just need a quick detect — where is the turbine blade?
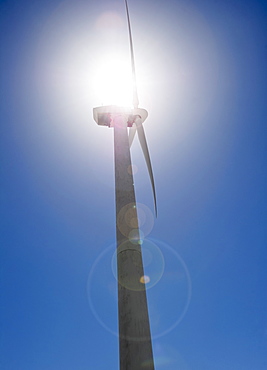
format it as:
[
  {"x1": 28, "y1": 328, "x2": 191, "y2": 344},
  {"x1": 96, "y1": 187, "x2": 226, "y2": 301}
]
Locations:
[
  {"x1": 128, "y1": 124, "x2": 137, "y2": 147},
  {"x1": 125, "y1": 0, "x2": 139, "y2": 108},
  {"x1": 136, "y1": 124, "x2": 157, "y2": 217}
]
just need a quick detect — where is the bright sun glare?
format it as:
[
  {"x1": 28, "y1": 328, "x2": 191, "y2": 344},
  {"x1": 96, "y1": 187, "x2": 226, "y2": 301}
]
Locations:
[{"x1": 92, "y1": 53, "x2": 133, "y2": 107}]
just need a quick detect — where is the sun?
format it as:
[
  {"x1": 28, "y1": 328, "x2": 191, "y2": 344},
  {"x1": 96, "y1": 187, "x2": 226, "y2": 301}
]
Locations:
[{"x1": 92, "y1": 53, "x2": 133, "y2": 107}]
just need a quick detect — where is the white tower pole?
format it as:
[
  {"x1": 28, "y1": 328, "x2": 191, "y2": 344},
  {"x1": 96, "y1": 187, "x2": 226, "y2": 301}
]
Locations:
[{"x1": 113, "y1": 113, "x2": 154, "y2": 370}]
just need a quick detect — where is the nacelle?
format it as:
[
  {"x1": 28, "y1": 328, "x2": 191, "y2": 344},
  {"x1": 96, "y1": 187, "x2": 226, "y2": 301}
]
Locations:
[{"x1": 93, "y1": 105, "x2": 148, "y2": 128}]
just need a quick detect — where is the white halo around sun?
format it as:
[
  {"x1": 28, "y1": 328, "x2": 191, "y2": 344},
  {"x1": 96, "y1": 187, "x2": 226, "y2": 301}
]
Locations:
[{"x1": 92, "y1": 53, "x2": 133, "y2": 107}]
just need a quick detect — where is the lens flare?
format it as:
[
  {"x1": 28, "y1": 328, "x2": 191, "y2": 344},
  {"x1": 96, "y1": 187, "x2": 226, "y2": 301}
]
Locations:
[
  {"x1": 111, "y1": 239, "x2": 165, "y2": 291},
  {"x1": 87, "y1": 244, "x2": 118, "y2": 337},
  {"x1": 140, "y1": 275, "x2": 150, "y2": 284},
  {"x1": 117, "y1": 202, "x2": 154, "y2": 239},
  {"x1": 127, "y1": 164, "x2": 138, "y2": 175},
  {"x1": 152, "y1": 343, "x2": 190, "y2": 369},
  {"x1": 95, "y1": 11, "x2": 123, "y2": 32},
  {"x1": 128, "y1": 228, "x2": 145, "y2": 244},
  {"x1": 145, "y1": 239, "x2": 192, "y2": 338},
  {"x1": 87, "y1": 239, "x2": 191, "y2": 340}
]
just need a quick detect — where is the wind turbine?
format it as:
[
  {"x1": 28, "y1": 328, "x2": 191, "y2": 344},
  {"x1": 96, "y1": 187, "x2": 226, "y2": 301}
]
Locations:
[{"x1": 93, "y1": 1, "x2": 156, "y2": 369}]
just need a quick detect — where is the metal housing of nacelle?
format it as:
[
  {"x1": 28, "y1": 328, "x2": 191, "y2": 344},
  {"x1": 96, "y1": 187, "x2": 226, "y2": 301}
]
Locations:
[{"x1": 93, "y1": 105, "x2": 148, "y2": 128}]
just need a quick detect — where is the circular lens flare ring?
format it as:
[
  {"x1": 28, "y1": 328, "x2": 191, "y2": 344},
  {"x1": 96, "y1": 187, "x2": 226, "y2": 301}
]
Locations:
[
  {"x1": 87, "y1": 239, "x2": 191, "y2": 340},
  {"x1": 117, "y1": 202, "x2": 154, "y2": 240},
  {"x1": 112, "y1": 239, "x2": 165, "y2": 291}
]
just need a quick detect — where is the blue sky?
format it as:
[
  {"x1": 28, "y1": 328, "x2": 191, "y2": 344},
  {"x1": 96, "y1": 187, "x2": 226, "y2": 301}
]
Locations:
[{"x1": 1, "y1": 0, "x2": 267, "y2": 369}]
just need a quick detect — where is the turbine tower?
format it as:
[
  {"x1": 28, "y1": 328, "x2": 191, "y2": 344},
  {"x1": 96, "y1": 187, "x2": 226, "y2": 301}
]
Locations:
[{"x1": 93, "y1": 1, "x2": 156, "y2": 369}]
